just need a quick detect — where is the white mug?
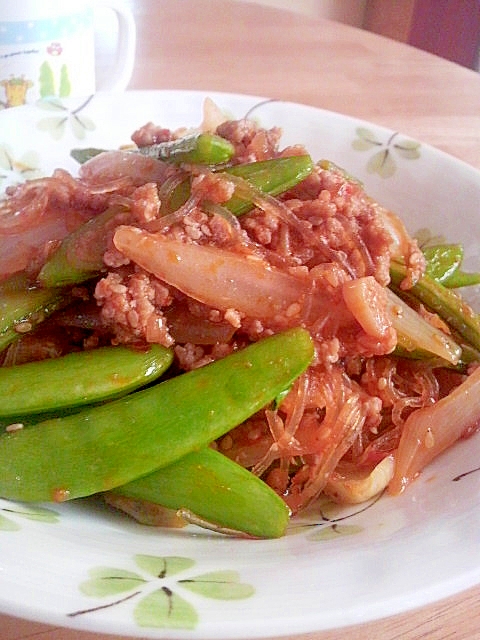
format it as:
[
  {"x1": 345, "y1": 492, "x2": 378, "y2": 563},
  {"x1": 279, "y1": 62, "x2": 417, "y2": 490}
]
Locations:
[{"x1": 0, "y1": 0, "x2": 136, "y2": 108}]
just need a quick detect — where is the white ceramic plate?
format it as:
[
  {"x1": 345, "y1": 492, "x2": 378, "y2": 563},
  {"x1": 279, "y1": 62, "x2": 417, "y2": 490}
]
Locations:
[{"x1": 1, "y1": 90, "x2": 480, "y2": 639}]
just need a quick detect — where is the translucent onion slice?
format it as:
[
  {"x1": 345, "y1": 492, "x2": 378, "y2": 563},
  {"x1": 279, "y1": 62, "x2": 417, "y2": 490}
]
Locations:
[
  {"x1": 324, "y1": 455, "x2": 394, "y2": 504},
  {"x1": 79, "y1": 150, "x2": 170, "y2": 187},
  {"x1": 113, "y1": 225, "x2": 313, "y2": 321},
  {"x1": 389, "y1": 364, "x2": 480, "y2": 495},
  {"x1": 0, "y1": 187, "x2": 48, "y2": 234},
  {"x1": 387, "y1": 288, "x2": 461, "y2": 365},
  {"x1": 343, "y1": 276, "x2": 395, "y2": 341}
]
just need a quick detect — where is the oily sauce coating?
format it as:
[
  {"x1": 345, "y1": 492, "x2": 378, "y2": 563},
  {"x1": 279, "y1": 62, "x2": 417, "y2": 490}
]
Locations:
[{"x1": 0, "y1": 116, "x2": 435, "y2": 512}]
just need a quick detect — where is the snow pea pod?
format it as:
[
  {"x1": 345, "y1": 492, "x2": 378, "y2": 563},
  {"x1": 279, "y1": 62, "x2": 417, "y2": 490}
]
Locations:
[
  {"x1": 0, "y1": 283, "x2": 72, "y2": 352},
  {"x1": 110, "y1": 447, "x2": 290, "y2": 538},
  {"x1": 390, "y1": 260, "x2": 480, "y2": 352},
  {"x1": 0, "y1": 344, "x2": 173, "y2": 418},
  {"x1": 423, "y1": 243, "x2": 480, "y2": 288},
  {"x1": 163, "y1": 154, "x2": 314, "y2": 215},
  {"x1": 225, "y1": 154, "x2": 314, "y2": 215},
  {"x1": 136, "y1": 133, "x2": 235, "y2": 165},
  {"x1": 37, "y1": 205, "x2": 126, "y2": 288},
  {"x1": 424, "y1": 243, "x2": 464, "y2": 284},
  {"x1": 0, "y1": 327, "x2": 314, "y2": 503},
  {"x1": 71, "y1": 133, "x2": 235, "y2": 166}
]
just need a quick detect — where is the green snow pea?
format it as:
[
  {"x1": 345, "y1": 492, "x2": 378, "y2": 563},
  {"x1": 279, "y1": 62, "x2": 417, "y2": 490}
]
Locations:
[
  {"x1": 0, "y1": 281, "x2": 72, "y2": 352},
  {"x1": 423, "y1": 243, "x2": 480, "y2": 288},
  {"x1": 224, "y1": 154, "x2": 314, "y2": 215},
  {"x1": 162, "y1": 154, "x2": 314, "y2": 215},
  {"x1": 390, "y1": 260, "x2": 480, "y2": 352},
  {"x1": 37, "y1": 205, "x2": 125, "y2": 288},
  {"x1": 136, "y1": 133, "x2": 235, "y2": 165},
  {"x1": 0, "y1": 344, "x2": 173, "y2": 418},
  {"x1": 0, "y1": 327, "x2": 314, "y2": 503},
  {"x1": 111, "y1": 447, "x2": 290, "y2": 538},
  {"x1": 71, "y1": 133, "x2": 235, "y2": 166}
]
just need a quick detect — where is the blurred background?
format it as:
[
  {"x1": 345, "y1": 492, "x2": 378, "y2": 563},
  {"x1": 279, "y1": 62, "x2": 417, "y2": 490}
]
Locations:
[{"x1": 238, "y1": 0, "x2": 480, "y2": 70}]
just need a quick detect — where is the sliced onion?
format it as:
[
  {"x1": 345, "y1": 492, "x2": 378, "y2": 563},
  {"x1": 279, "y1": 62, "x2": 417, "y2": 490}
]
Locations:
[
  {"x1": 80, "y1": 150, "x2": 170, "y2": 187},
  {"x1": 325, "y1": 455, "x2": 394, "y2": 504},
  {"x1": 387, "y1": 288, "x2": 461, "y2": 365},
  {"x1": 113, "y1": 225, "x2": 313, "y2": 321},
  {"x1": 0, "y1": 187, "x2": 48, "y2": 234},
  {"x1": 200, "y1": 97, "x2": 229, "y2": 132},
  {"x1": 389, "y1": 365, "x2": 480, "y2": 494},
  {"x1": 343, "y1": 276, "x2": 395, "y2": 342}
]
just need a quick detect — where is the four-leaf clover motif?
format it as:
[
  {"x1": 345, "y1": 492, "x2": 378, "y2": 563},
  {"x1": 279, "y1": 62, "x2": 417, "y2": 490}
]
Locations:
[
  {"x1": 352, "y1": 127, "x2": 421, "y2": 178},
  {"x1": 70, "y1": 554, "x2": 255, "y2": 630},
  {"x1": 35, "y1": 96, "x2": 96, "y2": 140}
]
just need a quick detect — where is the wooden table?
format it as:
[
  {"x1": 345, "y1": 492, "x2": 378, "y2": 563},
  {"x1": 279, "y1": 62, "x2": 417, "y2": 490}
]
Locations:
[{"x1": 2, "y1": 1, "x2": 480, "y2": 639}]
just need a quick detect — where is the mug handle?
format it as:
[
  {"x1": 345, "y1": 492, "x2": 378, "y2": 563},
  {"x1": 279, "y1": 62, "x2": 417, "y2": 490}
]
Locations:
[{"x1": 96, "y1": 1, "x2": 136, "y2": 92}]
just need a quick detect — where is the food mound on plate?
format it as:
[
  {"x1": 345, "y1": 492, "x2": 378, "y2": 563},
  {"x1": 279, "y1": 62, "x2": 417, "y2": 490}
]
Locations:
[{"x1": 0, "y1": 98, "x2": 479, "y2": 538}]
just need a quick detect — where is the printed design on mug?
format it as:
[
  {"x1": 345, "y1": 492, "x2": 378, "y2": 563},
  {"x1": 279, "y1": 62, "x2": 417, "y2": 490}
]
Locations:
[
  {"x1": 0, "y1": 49, "x2": 72, "y2": 108},
  {"x1": 0, "y1": 13, "x2": 92, "y2": 45},
  {"x1": 0, "y1": 76, "x2": 34, "y2": 108},
  {"x1": 39, "y1": 57, "x2": 72, "y2": 100},
  {"x1": 0, "y1": 10, "x2": 94, "y2": 108}
]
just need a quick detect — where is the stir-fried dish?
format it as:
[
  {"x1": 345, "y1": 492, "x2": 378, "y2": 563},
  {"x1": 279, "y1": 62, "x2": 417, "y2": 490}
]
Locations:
[{"x1": 1, "y1": 99, "x2": 479, "y2": 538}]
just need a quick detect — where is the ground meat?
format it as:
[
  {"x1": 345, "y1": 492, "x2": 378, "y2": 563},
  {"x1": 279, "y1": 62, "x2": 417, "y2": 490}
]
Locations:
[
  {"x1": 130, "y1": 183, "x2": 161, "y2": 223},
  {"x1": 191, "y1": 172, "x2": 235, "y2": 204},
  {"x1": 164, "y1": 207, "x2": 238, "y2": 247},
  {"x1": 216, "y1": 119, "x2": 282, "y2": 163},
  {"x1": 277, "y1": 165, "x2": 393, "y2": 284},
  {"x1": 95, "y1": 269, "x2": 174, "y2": 347},
  {"x1": 174, "y1": 341, "x2": 234, "y2": 371},
  {"x1": 242, "y1": 208, "x2": 281, "y2": 246},
  {"x1": 131, "y1": 122, "x2": 173, "y2": 147}
]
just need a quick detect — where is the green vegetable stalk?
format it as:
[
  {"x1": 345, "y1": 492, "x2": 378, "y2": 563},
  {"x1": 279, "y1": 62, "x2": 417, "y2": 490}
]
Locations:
[
  {"x1": 136, "y1": 132, "x2": 235, "y2": 165},
  {"x1": 37, "y1": 205, "x2": 126, "y2": 288},
  {"x1": 162, "y1": 154, "x2": 314, "y2": 215},
  {"x1": 0, "y1": 344, "x2": 173, "y2": 417},
  {"x1": 71, "y1": 132, "x2": 235, "y2": 166},
  {"x1": 423, "y1": 243, "x2": 480, "y2": 288},
  {"x1": 111, "y1": 447, "x2": 291, "y2": 538},
  {"x1": 390, "y1": 261, "x2": 480, "y2": 353},
  {"x1": 0, "y1": 283, "x2": 72, "y2": 352},
  {"x1": 0, "y1": 327, "x2": 314, "y2": 504}
]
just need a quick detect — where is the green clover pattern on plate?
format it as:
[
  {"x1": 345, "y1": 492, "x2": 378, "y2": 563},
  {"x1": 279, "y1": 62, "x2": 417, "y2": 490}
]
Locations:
[
  {"x1": 35, "y1": 96, "x2": 96, "y2": 141},
  {"x1": 352, "y1": 127, "x2": 421, "y2": 178},
  {"x1": 69, "y1": 554, "x2": 255, "y2": 630},
  {"x1": 0, "y1": 499, "x2": 59, "y2": 531}
]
